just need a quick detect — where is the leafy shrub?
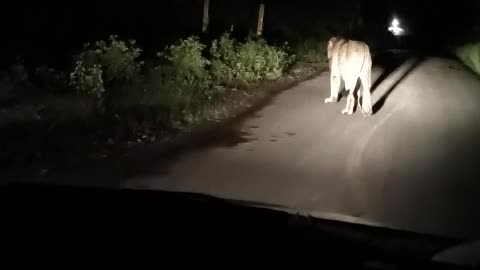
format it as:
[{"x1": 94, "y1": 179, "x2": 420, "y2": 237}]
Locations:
[
  {"x1": 210, "y1": 30, "x2": 292, "y2": 87},
  {"x1": 96, "y1": 37, "x2": 143, "y2": 83},
  {"x1": 70, "y1": 62, "x2": 105, "y2": 99},
  {"x1": 70, "y1": 35, "x2": 144, "y2": 104},
  {"x1": 159, "y1": 36, "x2": 212, "y2": 93},
  {"x1": 255, "y1": 39, "x2": 292, "y2": 80},
  {"x1": 210, "y1": 30, "x2": 237, "y2": 85},
  {"x1": 147, "y1": 36, "x2": 214, "y2": 123}
]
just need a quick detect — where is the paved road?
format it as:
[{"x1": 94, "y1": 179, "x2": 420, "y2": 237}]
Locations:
[
  {"x1": 123, "y1": 55, "x2": 480, "y2": 240},
  {"x1": 22, "y1": 54, "x2": 480, "y2": 240}
]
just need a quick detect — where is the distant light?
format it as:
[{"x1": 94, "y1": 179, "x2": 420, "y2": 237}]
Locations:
[
  {"x1": 388, "y1": 17, "x2": 404, "y2": 36},
  {"x1": 392, "y1": 18, "x2": 400, "y2": 27}
]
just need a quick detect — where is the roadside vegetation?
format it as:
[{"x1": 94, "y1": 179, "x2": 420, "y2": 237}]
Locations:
[
  {"x1": 454, "y1": 26, "x2": 480, "y2": 76},
  {"x1": 0, "y1": 29, "x2": 328, "y2": 168},
  {"x1": 456, "y1": 42, "x2": 480, "y2": 75}
]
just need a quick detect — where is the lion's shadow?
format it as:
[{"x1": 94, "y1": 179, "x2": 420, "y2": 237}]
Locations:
[
  {"x1": 372, "y1": 52, "x2": 426, "y2": 114},
  {"x1": 337, "y1": 50, "x2": 426, "y2": 114}
]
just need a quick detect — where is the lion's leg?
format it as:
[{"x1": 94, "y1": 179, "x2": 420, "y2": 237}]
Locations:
[
  {"x1": 360, "y1": 70, "x2": 373, "y2": 115},
  {"x1": 341, "y1": 76, "x2": 357, "y2": 115},
  {"x1": 325, "y1": 73, "x2": 340, "y2": 103},
  {"x1": 342, "y1": 89, "x2": 355, "y2": 115}
]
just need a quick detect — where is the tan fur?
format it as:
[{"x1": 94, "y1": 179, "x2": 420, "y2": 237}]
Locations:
[{"x1": 325, "y1": 37, "x2": 372, "y2": 115}]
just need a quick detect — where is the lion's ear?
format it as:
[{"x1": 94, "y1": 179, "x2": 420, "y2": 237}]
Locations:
[{"x1": 327, "y1": 38, "x2": 336, "y2": 60}]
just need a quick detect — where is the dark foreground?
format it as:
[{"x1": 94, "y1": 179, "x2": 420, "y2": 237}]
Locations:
[{"x1": 7, "y1": 183, "x2": 475, "y2": 268}]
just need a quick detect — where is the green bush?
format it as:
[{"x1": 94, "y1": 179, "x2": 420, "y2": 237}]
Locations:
[
  {"x1": 159, "y1": 36, "x2": 212, "y2": 94},
  {"x1": 236, "y1": 37, "x2": 290, "y2": 81},
  {"x1": 146, "y1": 36, "x2": 214, "y2": 123},
  {"x1": 210, "y1": 30, "x2": 237, "y2": 86},
  {"x1": 70, "y1": 62, "x2": 105, "y2": 99},
  {"x1": 210, "y1": 30, "x2": 292, "y2": 88},
  {"x1": 70, "y1": 35, "x2": 144, "y2": 104},
  {"x1": 456, "y1": 42, "x2": 480, "y2": 75}
]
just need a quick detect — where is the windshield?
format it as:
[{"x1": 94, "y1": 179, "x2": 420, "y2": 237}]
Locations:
[{"x1": 3, "y1": 0, "x2": 480, "y2": 260}]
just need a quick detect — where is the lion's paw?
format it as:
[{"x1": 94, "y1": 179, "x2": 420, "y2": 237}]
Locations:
[
  {"x1": 324, "y1": 97, "x2": 337, "y2": 103},
  {"x1": 361, "y1": 106, "x2": 373, "y2": 116},
  {"x1": 342, "y1": 108, "x2": 353, "y2": 115}
]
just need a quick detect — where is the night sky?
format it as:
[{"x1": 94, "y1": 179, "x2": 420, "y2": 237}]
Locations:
[{"x1": 1, "y1": 0, "x2": 479, "y2": 67}]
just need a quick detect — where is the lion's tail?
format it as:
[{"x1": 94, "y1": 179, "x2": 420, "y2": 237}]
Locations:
[{"x1": 361, "y1": 44, "x2": 372, "y2": 74}]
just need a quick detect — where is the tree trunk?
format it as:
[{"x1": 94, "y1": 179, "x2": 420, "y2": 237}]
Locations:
[
  {"x1": 202, "y1": 0, "x2": 210, "y2": 33},
  {"x1": 256, "y1": 1, "x2": 265, "y2": 36}
]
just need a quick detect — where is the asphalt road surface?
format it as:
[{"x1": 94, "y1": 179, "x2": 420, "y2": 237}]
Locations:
[{"x1": 20, "y1": 53, "x2": 480, "y2": 240}]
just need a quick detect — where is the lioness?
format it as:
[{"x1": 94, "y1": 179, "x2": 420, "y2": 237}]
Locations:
[{"x1": 325, "y1": 37, "x2": 373, "y2": 115}]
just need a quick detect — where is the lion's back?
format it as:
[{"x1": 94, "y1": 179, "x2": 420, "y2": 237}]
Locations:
[
  {"x1": 338, "y1": 40, "x2": 370, "y2": 76},
  {"x1": 331, "y1": 39, "x2": 371, "y2": 89}
]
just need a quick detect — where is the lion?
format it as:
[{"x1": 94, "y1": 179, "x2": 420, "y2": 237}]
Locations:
[{"x1": 325, "y1": 37, "x2": 373, "y2": 115}]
